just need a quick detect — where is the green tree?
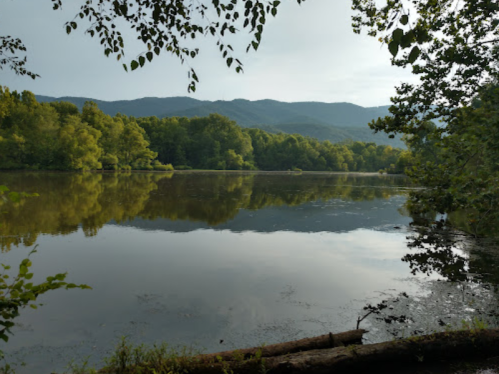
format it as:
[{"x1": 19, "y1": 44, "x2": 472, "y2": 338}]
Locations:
[
  {"x1": 0, "y1": 88, "x2": 60, "y2": 169},
  {"x1": 119, "y1": 120, "x2": 157, "y2": 168},
  {"x1": 407, "y1": 84, "x2": 499, "y2": 235},
  {"x1": 352, "y1": 0, "x2": 499, "y2": 233},
  {"x1": 58, "y1": 115, "x2": 103, "y2": 170},
  {"x1": 352, "y1": 0, "x2": 499, "y2": 136}
]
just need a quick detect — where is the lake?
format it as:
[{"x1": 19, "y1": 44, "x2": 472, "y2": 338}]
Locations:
[{"x1": 0, "y1": 171, "x2": 497, "y2": 373}]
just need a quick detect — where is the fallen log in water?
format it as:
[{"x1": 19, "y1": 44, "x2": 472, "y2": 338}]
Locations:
[
  {"x1": 98, "y1": 329, "x2": 499, "y2": 374},
  {"x1": 198, "y1": 329, "x2": 366, "y2": 362},
  {"x1": 193, "y1": 329, "x2": 499, "y2": 374}
]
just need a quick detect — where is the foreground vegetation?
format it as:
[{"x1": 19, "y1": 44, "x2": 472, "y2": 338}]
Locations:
[
  {"x1": 0, "y1": 87, "x2": 410, "y2": 173},
  {"x1": 61, "y1": 328, "x2": 499, "y2": 374}
]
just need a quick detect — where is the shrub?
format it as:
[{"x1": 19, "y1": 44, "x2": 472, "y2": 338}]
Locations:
[
  {"x1": 175, "y1": 165, "x2": 192, "y2": 170},
  {"x1": 154, "y1": 163, "x2": 174, "y2": 171}
]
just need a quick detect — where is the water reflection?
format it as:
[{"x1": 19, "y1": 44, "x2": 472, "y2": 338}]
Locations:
[
  {"x1": 1, "y1": 171, "x2": 498, "y2": 373},
  {"x1": 0, "y1": 171, "x2": 410, "y2": 251},
  {"x1": 363, "y1": 218, "x2": 499, "y2": 342}
]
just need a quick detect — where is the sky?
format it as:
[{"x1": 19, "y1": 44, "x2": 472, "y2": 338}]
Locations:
[{"x1": 1, "y1": 0, "x2": 417, "y2": 107}]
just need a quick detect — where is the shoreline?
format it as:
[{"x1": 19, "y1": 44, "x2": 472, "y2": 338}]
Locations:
[{"x1": 0, "y1": 169, "x2": 407, "y2": 177}]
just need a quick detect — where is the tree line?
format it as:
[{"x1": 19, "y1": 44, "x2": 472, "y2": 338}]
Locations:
[
  {"x1": 0, "y1": 87, "x2": 159, "y2": 171},
  {"x1": 0, "y1": 87, "x2": 410, "y2": 173}
]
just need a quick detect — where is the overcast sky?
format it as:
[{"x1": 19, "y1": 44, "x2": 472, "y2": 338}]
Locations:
[{"x1": 1, "y1": 0, "x2": 417, "y2": 107}]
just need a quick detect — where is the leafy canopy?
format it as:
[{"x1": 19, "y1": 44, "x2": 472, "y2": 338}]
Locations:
[
  {"x1": 352, "y1": 0, "x2": 499, "y2": 235},
  {"x1": 2, "y1": 0, "x2": 305, "y2": 91},
  {"x1": 352, "y1": 0, "x2": 499, "y2": 135}
]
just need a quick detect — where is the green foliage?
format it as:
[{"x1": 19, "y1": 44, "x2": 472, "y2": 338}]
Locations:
[
  {"x1": 0, "y1": 87, "x2": 159, "y2": 171},
  {"x1": 101, "y1": 336, "x2": 200, "y2": 374},
  {"x1": 461, "y1": 317, "x2": 489, "y2": 332},
  {"x1": 0, "y1": 185, "x2": 38, "y2": 203},
  {"x1": 0, "y1": 247, "x2": 91, "y2": 345},
  {"x1": 64, "y1": 356, "x2": 98, "y2": 374},
  {"x1": 0, "y1": 187, "x2": 91, "y2": 370},
  {"x1": 0, "y1": 36, "x2": 39, "y2": 80},
  {"x1": 405, "y1": 85, "x2": 499, "y2": 235},
  {"x1": 174, "y1": 165, "x2": 192, "y2": 170},
  {"x1": 352, "y1": 0, "x2": 499, "y2": 136},
  {"x1": 97, "y1": 336, "x2": 269, "y2": 374},
  {"x1": 0, "y1": 86, "x2": 410, "y2": 173},
  {"x1": 152, "y1": 161, "x2": 174, "y2": 171},
  {"x1": 58, "y1": 116, "x2": 102, "y2": 170},
  {"x1": 352, "y1": 1, "x2": 499, "y2": 236},
  {"x1": 137, "y1": 114, "x2": 407, "y2": 172}
]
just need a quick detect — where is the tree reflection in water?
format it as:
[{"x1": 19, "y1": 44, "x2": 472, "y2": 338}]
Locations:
[
  {"x1": 0, "y1": 171, "x2": 409, "y2": 251},
  {"x1": 363, "y1": 215, "x2": 499, "y2": 343},
  {"x1": 2, "y1": 171, "x2": 497, "y2": 345}
]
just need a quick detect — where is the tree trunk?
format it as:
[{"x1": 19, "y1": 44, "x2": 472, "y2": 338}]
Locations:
[
  {"x1": 198, "y1": 329, "x2": 366, "y2": 362},
  {"x1": 194, "y1": 329, "x2": 499, "y2": 374},
  {"x1": 99, "y1": 329, "x2": 499, "y2": 374}
]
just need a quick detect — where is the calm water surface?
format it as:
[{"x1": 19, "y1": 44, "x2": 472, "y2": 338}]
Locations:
[{"x1": 0, "y1": 172, "x2": 497, "y2": 373}]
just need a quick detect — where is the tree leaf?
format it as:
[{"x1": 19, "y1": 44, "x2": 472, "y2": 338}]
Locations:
[
  {"x1": 19, "y1": 265, "x2": 28, "y2": 275},
  {"x1": 131, "y1": 60, "x2": 139, "y2": 71},
  {"x1": 392, "y1": 28, "x2": 403, "y2": 43},
  {"x1": 408, "y1": 46, "x2": 420, "y2": 63},
  {"x1": 400, "y1": 30, "x2": 415, "y2": 48},
  {"x1": 388, "y1": 41, "x2": 399, "y2": 57}
]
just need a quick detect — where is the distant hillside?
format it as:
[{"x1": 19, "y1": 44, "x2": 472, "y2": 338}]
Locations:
[
  {"x1": 36, "y1": 95, "x2": 391, "y2": 126},
  {"x1": 162, "y1": 99, "x2": 392, "y2": 128},
  {"x1": 36, "y1": 95, "x2": 207, "y2": 118},
  {"x1": 35, "y1": 95, "x2": 401, "y2": 147},
  {"x1": 253, "y1": 123, "x2": 405, "y2": 149}
]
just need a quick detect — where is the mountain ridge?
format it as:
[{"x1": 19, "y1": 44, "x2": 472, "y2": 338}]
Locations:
[{"x1": 35, "y1": 95, "x2": 402, "y2": 147}]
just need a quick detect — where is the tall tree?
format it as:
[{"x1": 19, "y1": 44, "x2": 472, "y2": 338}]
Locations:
[
  {"x1": 58, "y1": 115, "x2": 102, "y2": 170},
  {"x1": 352, "y1": 0, "x2": 499, "y2": 233},
  {"x1": 118, "y1": 120, "x2": 157, "y2": 168}
]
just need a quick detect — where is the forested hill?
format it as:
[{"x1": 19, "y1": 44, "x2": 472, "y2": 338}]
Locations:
[
  {"x1": 158, "y1": 99, "x2": 392, "y2": 128},
  {"x1": 254, "y1": 123, "x2": 405, "y2": 148},
  {"x1": 36, "y1": 95, "x2": 391, "y2": 127},
  {"x1": 36, "y1": 95, "x2": 401, "y2": 147},
  {"x1": 1, "y1": 88, "x2": 412, "y2": 173},
  {"x1": 35, "y1": 95, "x2": 207, "y2": 119}
]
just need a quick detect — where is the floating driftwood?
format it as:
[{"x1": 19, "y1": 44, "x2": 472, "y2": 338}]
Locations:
[{"x1": 198, "y1": 329, "x2": 366, "y2": 362}]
